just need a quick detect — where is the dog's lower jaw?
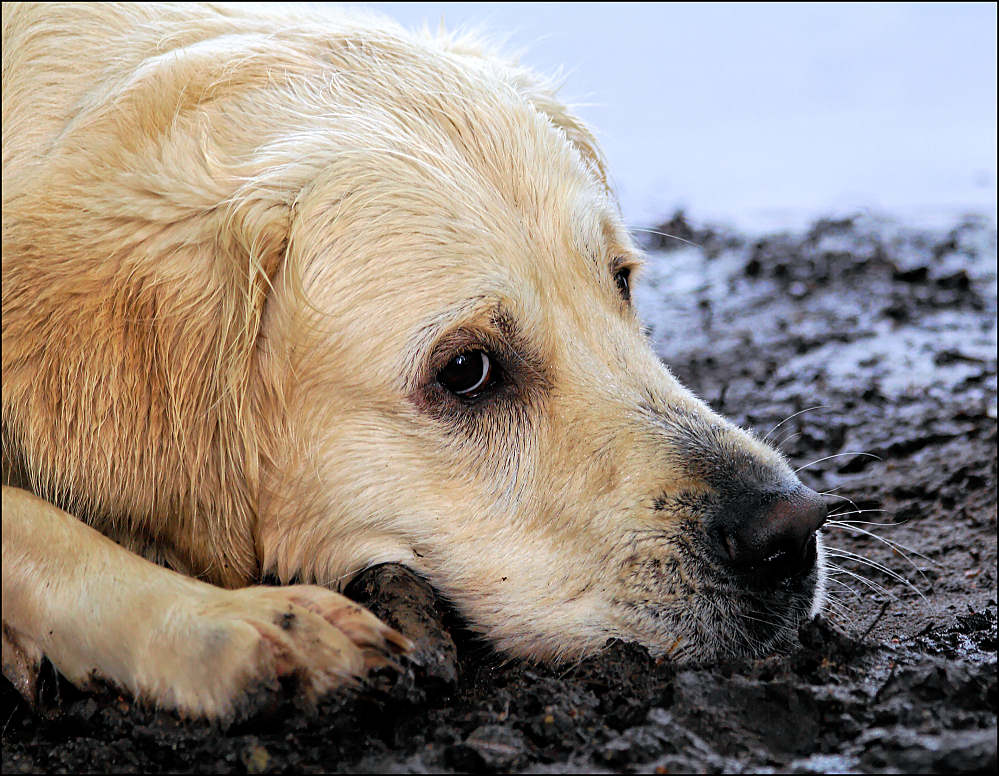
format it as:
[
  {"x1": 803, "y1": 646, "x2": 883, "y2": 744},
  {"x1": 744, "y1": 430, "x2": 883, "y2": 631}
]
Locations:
[
  {"x1": 612, "y1": 545, "x2": 826, "y2": 663},
  {"x1": 324, "y1": 530, "x2": 826, "y2": 664}
]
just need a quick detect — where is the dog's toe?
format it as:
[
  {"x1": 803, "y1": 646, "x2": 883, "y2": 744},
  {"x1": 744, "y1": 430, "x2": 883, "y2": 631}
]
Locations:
[
  {"x1": 280, "y1": 586, "x2": 414, "y2": 655},
  {"x1": 181, "y1": 585, "x2": 410, "y2": 720},
  {"x1": 2, "y1": 624, "x2": 43, "y2": 705}
]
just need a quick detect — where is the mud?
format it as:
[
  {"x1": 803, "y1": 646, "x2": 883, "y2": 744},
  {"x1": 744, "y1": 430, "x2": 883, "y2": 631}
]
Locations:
[{"x1": 3, "y1": 212, "x2": 996, "y2": 774}]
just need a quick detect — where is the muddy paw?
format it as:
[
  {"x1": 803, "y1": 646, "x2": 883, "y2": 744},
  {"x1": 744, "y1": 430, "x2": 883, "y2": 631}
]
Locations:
[
  {"x1": 2, "y1": 623, "x2": 44, "y2": 704},
  {"x1": 138, "y1": 585, "x2": 410, "y2": 721}
]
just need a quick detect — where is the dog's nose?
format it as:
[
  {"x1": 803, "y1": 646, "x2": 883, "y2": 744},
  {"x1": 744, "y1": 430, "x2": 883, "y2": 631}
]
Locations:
[{"x1": 717, "y1": 486, "x2": 827, "y2": 580}]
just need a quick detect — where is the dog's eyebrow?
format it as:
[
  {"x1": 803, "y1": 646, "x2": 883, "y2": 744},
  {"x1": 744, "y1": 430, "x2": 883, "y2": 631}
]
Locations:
[
  {"x1": 408, "y1": 299, "x2": 549, "y2": 390},
  {"x1": 572, "y1": 201, "x2": 637, "y2": 271},
  {"x1": 403, "y1": 298, "x2": 505, "y2": 384},
  {"x1": 601, "y1": 211, "x2": 641, "y2": 262}
]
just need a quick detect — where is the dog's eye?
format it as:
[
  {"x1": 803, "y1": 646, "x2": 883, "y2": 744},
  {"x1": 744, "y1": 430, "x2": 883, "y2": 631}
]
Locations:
[
  {"x1": 614, "y1": 266, "x2": 631, "y2": 301},
  {"x1": 438, "y1": 351, "x2": 495, "y2": 396}
]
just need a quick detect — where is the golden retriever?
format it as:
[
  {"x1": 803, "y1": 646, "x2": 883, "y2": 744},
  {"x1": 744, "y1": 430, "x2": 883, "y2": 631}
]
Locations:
[{"x1": 2, "y1": 2, "x2": 828, "y2": 720}]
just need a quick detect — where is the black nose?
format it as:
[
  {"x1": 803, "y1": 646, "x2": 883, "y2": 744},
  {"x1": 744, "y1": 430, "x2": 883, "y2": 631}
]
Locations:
[{"x1": 715, "y1": 486, "x2": 827, "y2": 580}]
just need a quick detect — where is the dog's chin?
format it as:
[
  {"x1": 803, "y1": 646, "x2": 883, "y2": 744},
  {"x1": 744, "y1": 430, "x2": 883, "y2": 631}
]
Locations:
[
  {"x1": 637, "y1": 587, "x2": 819, "y2": 663},
  {"x1": 623, "y1": 539, "x2": 826, "y2": 663}
]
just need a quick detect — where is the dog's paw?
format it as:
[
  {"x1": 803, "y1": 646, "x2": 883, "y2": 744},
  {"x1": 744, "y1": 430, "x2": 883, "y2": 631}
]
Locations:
[
  {"x1": 2, "y1": 624, "x2": 44, "y2": 704},
  {"x1": 137, "y1": 585, "x2": 411, "y2": 721}
]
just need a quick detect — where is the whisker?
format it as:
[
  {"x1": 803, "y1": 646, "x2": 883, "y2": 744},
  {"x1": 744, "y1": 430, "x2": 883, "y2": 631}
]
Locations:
[
  {"x1": 821, "y1": 592, "x2": 853, "y2": 613},
  {"x1": 820, "y1": 592, "x2": 856, "y2": 624},
  {"x1": 824, "y1": 520, "x2": 940, "y2": 569},
  {"x1": 824, "y1": 575, "x2": 864, "y2": 601},
  {"x1": 628, "y1": 226, "x2": 703, "y2": 250},
  {"x1": 826, "y1": 562, "x2": 896, "y2": 600},
  {"x1": 824, "y1": 549, "x2": 926, "y2": 600},
  {"x1": 825, "y1": 548, "x2": 909, "y2": 583},
  {"x1": 826, "y1": 520, "x2": 940, "y2": 597},
  {"x1": 827, "y1": 516, "x2": 899, "y2": 526},
  {"x1": 773, "y1": 431, "x2": 801, "y2": 452},
  {"x1": 327, "y1": 560, "x2": 381, "y2": 587},
  {"x1": 762, "y1": 405, "x2": 827, "y2": 444},
  {"x1": 826, "y1": 508, "x2": 887, "y2": 519},
  {"x1": 495, "y1": 327, "x2": 550, "y2": 389},
  {"x1": 795, "y1": 452, "x2": 882, "y2": 474},
  {"x1": 821, "y1": 491, "x2": 867, "y2": 518}
]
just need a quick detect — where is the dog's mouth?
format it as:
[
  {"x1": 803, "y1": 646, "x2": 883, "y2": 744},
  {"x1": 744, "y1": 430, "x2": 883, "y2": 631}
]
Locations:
[{"x1": 617, "y1": 527, "x2": 824, "y2": 661}]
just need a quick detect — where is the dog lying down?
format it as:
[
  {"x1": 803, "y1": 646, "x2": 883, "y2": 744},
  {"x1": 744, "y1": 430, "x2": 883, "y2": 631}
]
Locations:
[{"x1": 1, "y1": 2, "x2": 828, "y2": 720}]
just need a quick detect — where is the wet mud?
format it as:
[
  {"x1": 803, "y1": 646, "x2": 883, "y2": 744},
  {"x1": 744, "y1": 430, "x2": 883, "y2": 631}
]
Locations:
[{"x1": 3, "y1": 213, "x2": 996, "y2": 773}]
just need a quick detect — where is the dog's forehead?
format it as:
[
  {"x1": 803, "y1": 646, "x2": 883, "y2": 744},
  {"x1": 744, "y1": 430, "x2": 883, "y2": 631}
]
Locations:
[
  {"x1": 293, "y1": 57, "x2": 638, "y2": 355},
  {"x1": 418, "y1": 187, "x2": 629, "y2": 336},
  {"x1": 425, "y1": 119, "x2": 630, "y2": 284},
  {"x1": 466, "y1": 186, "x2": 624, "y2": 278},
  {"x1": 378, "y1": 67, "x2": 628, "y2": 268}
]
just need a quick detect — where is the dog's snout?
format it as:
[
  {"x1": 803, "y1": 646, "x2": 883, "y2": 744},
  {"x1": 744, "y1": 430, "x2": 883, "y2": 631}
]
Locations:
[{"x1": 715, "y1": 486, "x2": 827, "y2": 581}]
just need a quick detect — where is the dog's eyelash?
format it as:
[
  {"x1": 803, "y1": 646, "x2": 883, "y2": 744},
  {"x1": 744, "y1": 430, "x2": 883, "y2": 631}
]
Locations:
[{"x1": 614, "y1": 266, "x2": 632, "y2": 302}]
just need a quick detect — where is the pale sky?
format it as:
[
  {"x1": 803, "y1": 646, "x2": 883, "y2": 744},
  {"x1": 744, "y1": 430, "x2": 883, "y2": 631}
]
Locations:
[{"x1": 349, "y1": 2, "x2": 997, "y2": 230}]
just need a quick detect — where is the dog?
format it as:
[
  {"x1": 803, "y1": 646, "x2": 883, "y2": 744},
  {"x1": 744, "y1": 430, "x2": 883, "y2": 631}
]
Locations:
[{"x1": 2, "y1": 2, "x2": 828, "y2": 720}]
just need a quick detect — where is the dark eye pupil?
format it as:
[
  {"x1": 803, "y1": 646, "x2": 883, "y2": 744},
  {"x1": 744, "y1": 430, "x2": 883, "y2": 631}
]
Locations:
[
  {"x1": 615, "y1": 267, "x2": 631, "y2": 300},
  {"x1": 439, "y1": 351, "x2": 492, "y2": 395}
]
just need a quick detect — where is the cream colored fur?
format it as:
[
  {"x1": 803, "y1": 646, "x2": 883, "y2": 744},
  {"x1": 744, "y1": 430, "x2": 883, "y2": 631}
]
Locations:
[{"x1": 2, "y1": 2, "x2": 822, "y2": 719}]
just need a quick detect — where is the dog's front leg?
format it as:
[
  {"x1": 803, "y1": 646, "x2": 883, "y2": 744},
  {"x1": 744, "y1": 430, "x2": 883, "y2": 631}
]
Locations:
[{"x1": 1, "y1": 486, "x2": 409, "y2": 720}]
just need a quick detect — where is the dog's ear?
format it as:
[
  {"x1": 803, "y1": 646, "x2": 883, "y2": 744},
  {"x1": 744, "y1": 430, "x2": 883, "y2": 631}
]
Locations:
[
  {"x1": 214, "y1": 193, "x2": 291, "y2": 494},
  {"x1": 222, "y1": 195, "x2": 290, "y2": 356}
]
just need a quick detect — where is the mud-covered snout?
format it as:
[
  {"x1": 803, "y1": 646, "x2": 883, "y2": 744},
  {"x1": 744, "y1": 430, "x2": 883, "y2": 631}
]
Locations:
[{"x1": 707, "y1": 485, "x2": 827, "y2": 583}]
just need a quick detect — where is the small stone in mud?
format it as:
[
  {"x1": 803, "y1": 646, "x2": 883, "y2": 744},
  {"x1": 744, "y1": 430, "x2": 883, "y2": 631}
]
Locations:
[
  {"x1": 240, "y1": 743, "x2": 270, "y2": 774},
  {"x1": 449, "y1": 725, "x2": 528, "y2": 771}
]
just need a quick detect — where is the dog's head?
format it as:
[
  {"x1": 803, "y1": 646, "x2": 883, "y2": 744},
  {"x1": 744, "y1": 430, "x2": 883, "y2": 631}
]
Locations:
[{"x1": 249, "y1": 24, "x2": 827, "y2": 662}]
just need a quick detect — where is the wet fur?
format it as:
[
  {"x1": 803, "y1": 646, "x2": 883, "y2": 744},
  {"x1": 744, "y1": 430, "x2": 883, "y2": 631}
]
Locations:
[{"x1": 2, "y1": 2, "x2": 824, "y2": 716}]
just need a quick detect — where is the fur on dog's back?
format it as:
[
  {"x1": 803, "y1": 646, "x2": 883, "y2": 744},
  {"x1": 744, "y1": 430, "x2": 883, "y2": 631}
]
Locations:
[{"x1": 1, "y1": 2, "x2": 609, "y2": 587}]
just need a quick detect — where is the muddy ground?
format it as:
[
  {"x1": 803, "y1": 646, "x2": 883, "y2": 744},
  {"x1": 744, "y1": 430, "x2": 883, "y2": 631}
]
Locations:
[{"x1": 2, "y1": 212, "x2": 996, "y2": 773}]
